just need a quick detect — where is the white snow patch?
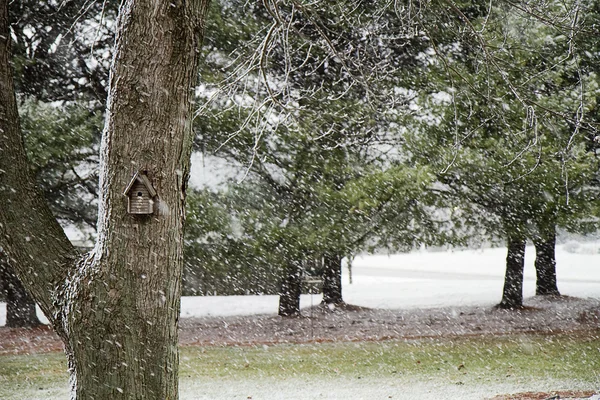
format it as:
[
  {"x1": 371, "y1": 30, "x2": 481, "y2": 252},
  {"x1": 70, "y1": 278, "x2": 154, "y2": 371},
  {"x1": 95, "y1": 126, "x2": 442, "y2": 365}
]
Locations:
[
  {"x1": 156, "y1": 199, "x2": 171, "y2": 216},
  {"x1": 13, "y1": 376, "x2": 594, "y2": 400},
  {"x1": 188, "y1": 153, "x2": 242, "y2": 190},
  {"x1": 2, "y1": 242, "x2": 600, "y2": 325},
  {"x1": 179, "y1": 376, "x2": 591, "y2": 400}
]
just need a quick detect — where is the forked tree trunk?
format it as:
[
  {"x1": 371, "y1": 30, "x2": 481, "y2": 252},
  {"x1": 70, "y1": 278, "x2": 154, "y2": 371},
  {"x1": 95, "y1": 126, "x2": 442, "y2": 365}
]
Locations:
[
  {"x1": 498, "y1": 234, "x2": 526, "y2": 309},
  {"x1": 0, "y1": 1, "x2": 210, "y2": 398},
  {"x1": 278, "y1": 260, "x2": 303, "y2": 317},
  {"x1": 533, "y1": 226, "x2": 560, "y2": 296},
  {"x1": 322, "y1": 253, "x2": 343, "y2": 305},
  {"x1": 0, "y1": 258, "x2": 41, "y2": 328}
]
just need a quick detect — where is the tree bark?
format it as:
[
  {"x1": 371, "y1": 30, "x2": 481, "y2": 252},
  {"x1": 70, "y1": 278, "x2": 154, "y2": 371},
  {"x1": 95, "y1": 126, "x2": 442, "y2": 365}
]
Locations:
[
  {"x1": 0, "y1": 0, "x2": 210, "y2": 398},
  {"x1": 533, "y1": 226, "x2": 560, "y2": 296},
  {"x1": 0, "y1": 257, "x2": 41, "y2": 328},
  {"x1": 347, "y1": 255, "x2": 354, "y2": 285},
  {"x1": 498, "y1": 234, "x2": 526, "y2": 309},
  {"x1": 322, "y1": 253, "x2": 344, "y2": 305},
  {"x1": 278, "y1": 260, "x2": 303, "y2": 316}
]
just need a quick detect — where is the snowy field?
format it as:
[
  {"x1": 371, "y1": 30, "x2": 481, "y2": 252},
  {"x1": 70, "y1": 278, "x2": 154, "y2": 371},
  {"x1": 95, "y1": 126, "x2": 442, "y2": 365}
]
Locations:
[
  {"x1": 179, "y1": 377, "x2": 597, "y2": 400},
  {"x1": 2, "y1": 242, "x2": 600, "y2": 400},
  {"x1": 2, "y1": 241, "x2": 600, "y2": 325}
]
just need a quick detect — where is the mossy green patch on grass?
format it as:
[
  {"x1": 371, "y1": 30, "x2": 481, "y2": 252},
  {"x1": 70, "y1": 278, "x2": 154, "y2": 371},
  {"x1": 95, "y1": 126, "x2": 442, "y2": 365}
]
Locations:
[
  {"x1": 179, "y1": 333, "x2": 600, "y2": 386},
  {"x1": 0, "y1": 352, "x2": 68, "y2": 399},
  {"x1": 1, "y1": 333, "x2": 600, "y2": 399}
]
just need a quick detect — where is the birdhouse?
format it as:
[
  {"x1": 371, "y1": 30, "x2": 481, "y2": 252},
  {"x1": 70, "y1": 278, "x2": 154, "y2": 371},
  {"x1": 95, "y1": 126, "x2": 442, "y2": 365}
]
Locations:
[{"x1": 123, "y1": 172, "x2": 157, "y2": 215}]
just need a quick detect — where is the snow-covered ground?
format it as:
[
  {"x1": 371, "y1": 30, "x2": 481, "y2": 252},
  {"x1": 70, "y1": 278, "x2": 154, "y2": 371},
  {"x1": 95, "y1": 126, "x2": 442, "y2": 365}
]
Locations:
[
  {"x1": 2, "y1": 242, "x2": 599, "y2": 325},
  {"x1": 179, "y1": 376, "x2": 598, "y2": 400},
  {"x1": 2, "y1": 242, "x2": 599, "y2": 400}
]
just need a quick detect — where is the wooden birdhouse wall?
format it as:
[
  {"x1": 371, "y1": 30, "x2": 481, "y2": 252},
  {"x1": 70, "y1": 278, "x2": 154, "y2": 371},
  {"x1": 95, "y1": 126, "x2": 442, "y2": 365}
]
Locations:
[{"x1": 127, "y1": 181, "x2": 154, "y2": 214}]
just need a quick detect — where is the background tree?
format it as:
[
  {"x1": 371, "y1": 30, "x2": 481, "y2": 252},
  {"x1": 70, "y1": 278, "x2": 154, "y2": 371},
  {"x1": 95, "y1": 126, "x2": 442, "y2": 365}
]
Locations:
[
  {"x1": 191, "y1": 0, "x2": 480, "y2": 315},
  {"x1": 403, "y1": 1, "x2": 599, "y2": 308},
  {"x1": 0, "y1": 255, "x2": 40, "y2": 327},
  {"x1": 9, "y1": 0, "x2": 117, "y2": 107}
]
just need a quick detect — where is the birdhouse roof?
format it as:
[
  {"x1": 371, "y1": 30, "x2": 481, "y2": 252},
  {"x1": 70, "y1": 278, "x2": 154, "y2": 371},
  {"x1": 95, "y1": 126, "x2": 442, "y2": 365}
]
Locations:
[{"x1": 123, "y1": 171, "x2": 157, "y2": 197}]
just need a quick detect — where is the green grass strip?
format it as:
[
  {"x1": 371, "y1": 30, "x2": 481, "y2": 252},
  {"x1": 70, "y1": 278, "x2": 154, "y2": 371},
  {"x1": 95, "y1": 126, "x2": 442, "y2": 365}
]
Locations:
[{"x1": 1, "y1": 332, "x2": 599, "y2": 399}]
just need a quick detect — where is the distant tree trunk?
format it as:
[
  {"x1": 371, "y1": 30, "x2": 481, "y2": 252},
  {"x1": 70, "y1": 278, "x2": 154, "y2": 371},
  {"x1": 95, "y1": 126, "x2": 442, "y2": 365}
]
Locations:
[
  {"x1": 0, "y1": 258, "x2": 41, "y2": 328},
  {"x1": 278, "y1": 260, "x2": 302, "y2": 316},
  {"x1": 533, "y1": 226, "x2": 560, "y2": 296},
  {"x1": 498, "y1": 234, "x2": 526, "y2": 309},
  {"x1": 322, "y1": 253, "x2": 343, "y2": 305},
  {"x1": 347, "y1": 254, "x2": 354, "y2": 285}
]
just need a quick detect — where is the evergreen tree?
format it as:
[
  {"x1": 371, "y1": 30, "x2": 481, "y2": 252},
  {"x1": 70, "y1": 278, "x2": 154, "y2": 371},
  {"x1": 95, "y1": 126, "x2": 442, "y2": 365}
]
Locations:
[
  {"x1": 192, "y1": 0, "x2": 453, "y2": 315},
  {"x1": 404, "y1": 1, "x2": 598, "y2": 308}
]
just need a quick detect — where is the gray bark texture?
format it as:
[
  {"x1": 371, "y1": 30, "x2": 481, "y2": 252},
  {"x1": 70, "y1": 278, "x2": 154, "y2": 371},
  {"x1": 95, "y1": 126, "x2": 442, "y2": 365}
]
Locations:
[
  {"x1": 0, "y1": 0, "x2": 210, "y2": 398},
  {"x1": 278, "y1": 260, "x2": 303, "y2": 317},
  {"x1": 0, "y1": 256, "x2": 41, "y2": 328},
  {"x1": 498, "y1": 234, "x2": 526, "y2": 309},
  {"x1": 322, "y1": 253, "x2": 343, "y2": 305},
  {"x1": 533, "y1": 226, "x2": 560, "y2": 296},
  {"x1": 4, "y1": 281, "x2": 40, "y2": 327}
]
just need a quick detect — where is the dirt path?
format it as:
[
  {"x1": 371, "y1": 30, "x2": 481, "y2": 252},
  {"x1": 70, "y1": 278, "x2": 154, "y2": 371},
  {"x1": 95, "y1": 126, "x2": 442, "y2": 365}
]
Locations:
[
  {"x1": 2, "y1": 295, "x2": 599, "y2": 356},
  {"x1": 178, "y1": 295, "x2": 600, "y2": 346}
]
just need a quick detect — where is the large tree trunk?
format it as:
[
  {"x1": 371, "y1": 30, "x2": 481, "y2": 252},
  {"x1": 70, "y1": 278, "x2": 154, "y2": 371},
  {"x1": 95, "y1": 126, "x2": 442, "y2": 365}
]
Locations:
[
  {"x1": 0, "y1": 257, "x2": 41, "y2": 328},
  {"x1": 498, "y1": 234, "x2": 526, "y2": 309},
  {"x1": 0, "y1": 1, "x2": 209, "y2": 398},
  {"x1": 322, "y1": 253, "x2": 344, "y2": 306},
  {"x1": 533, "y1": 226, "x2": 560, "y2": 296},
  {"x1": 278, "y1": 260, "x2": 303, "y2": 317}
]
